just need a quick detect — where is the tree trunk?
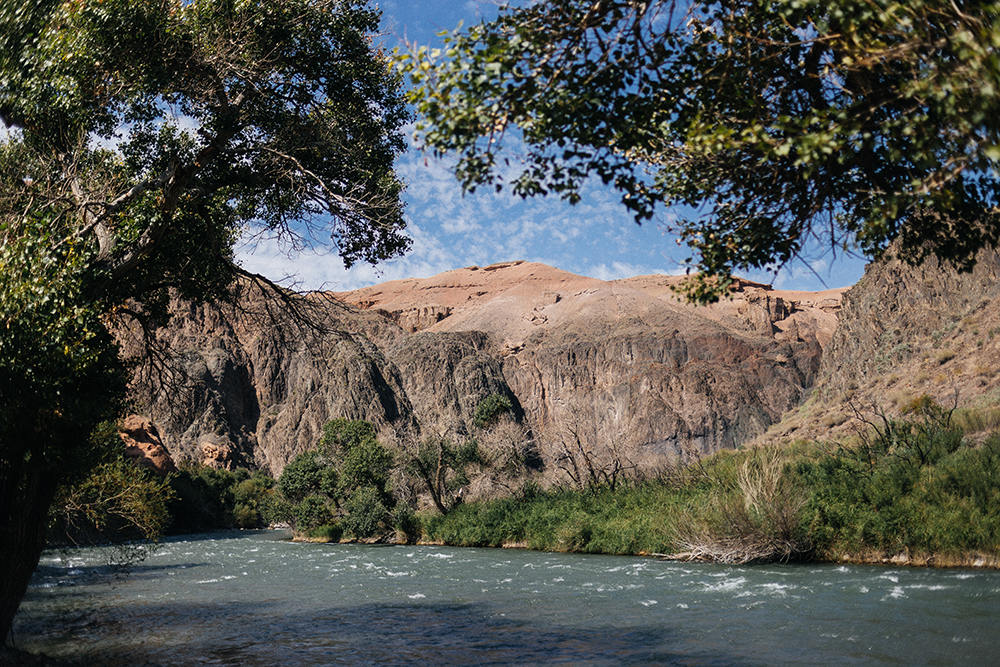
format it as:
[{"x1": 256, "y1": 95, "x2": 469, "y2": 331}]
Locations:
[{"x1": 0, "y1": 458, "x2": 58, "y2": 645}]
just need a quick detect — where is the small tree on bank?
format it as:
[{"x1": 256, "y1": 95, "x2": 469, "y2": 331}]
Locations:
[{"x1": 278, "y1": 419, "x2": 401, "y2": 539}]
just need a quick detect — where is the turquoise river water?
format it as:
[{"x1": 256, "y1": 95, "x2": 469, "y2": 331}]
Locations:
[{"x1": 10, "y1": 530, "x2": 1000, "y2": 666}]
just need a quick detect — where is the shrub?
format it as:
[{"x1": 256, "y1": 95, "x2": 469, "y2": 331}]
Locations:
[
  {"x1": 259, "y1": 492, "x2": 295, "y2": 527},
  {"x1": 341, "y1": 486, "x2": 389, "y2": 538},
  {"x1": 167, "y1": 464, "x2": 276, "y2": 533},
  {"x1": 341, "y1": 437, "x2": 394, "y2": 497},
  {"x1": 278, "y1": 450, "x2": 327, "y2": 502},
  {"x1": 795, "y1": 404, "x2": 993, "y2": 556},
  {"x1": 293, "y1": 495, "x2": 334, "y2": 532},
  {"x1": 673, "y1": 447, "x2": 811, "y2": 564},
  {"x1": 277, "y1": 418, "x2": 405, "y2": 539},
  {"x1": 319, "y1": 418, "x2": 377, "y2": 453},
  {"x1": 474, "y1": 394, "x2": 513, "y2": 429}
]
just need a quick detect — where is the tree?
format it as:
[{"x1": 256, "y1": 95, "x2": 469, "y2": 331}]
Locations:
[
  {"x1": 277, "y1": 419, "x2": 400, "y2": 537},
  {"x1": 51, "y1": 422, "x2": 175, "y2": 548},
  {"x1": 0, "y1": 0, "x2": 409, "y2": 641},
  {"x1": 400, "y1": 0, "x2": 1000, "y2": 301},
  {"x1": 405, "y1": 436, "x2": 481, "y2": 515}
]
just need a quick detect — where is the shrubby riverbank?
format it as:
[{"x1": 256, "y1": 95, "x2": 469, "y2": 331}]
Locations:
[
  {"x1": 415, "y1": 399, "x2": 1000, "y2": 568},
  {"x1": 53, "y1": 401, "x2": 1000, "y2": 570}
]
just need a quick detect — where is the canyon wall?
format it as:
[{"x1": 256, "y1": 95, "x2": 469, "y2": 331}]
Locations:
[{"x1": 134, "y1": 262, "x2": 844, "y2": 478}]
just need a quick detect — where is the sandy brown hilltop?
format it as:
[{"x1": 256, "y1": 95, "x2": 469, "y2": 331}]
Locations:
[{"x1": 333, "y1": 260, "x2": 845, "y2": 349}]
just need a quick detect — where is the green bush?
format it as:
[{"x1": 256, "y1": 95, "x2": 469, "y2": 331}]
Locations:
[
  {"x1": 341, "y1": 486, "x2": 389, "y2": 538},
  {"x1": 474, "y1": 394, "x2": 513, "y2": 429},
  {"x1": 293, "y1": 495, "x2": 334, "y2": 532},
  {"x1": 51, "y1": 423, "x2": 175, "y2": 547},
  {"x1": 798, "y1": 409, "x2": 1000, "y2": 556},
  {"x1": 341, "y1": 437, "x2": 394, "y2": 497},
  {"x1": 276, "y1": 418, "x2": 405, "y2": 540},
  {"x1": 259, "y1": 492, "x2": 295, "y2": 527},
  {"x1": 278, "y1": 450, "x2": 328, "y2": 502},
  {"x1": 320, "y1": 418, "x2": 377, "y2": 452},
  {"x1": 166, "y1": 464, "x2": 276, "y2": 533}
]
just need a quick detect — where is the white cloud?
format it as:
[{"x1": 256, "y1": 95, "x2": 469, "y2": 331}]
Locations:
[{"x1": 589, "y1": 261, "x2": 679, "y2": 282}]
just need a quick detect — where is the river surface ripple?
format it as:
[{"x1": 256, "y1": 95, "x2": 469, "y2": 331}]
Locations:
[{"x1": 12, "y1": 530, "x2": 1000, "y2": 666}]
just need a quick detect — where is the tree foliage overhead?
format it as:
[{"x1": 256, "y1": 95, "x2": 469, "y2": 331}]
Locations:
[
  {"x1": 401, "y1": 0, "x2": 1000, "y2": 301},
  {"x1": 1, "y1": 0, "x2": 410, "y2": 287},
  {"x1": 0, "y1": 0, "x2": 409, "y2": 641}
]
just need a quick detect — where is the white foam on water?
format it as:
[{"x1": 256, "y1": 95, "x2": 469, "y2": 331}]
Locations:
[
  {"x1": 758, "y1": 582, "x2": 793, "y2": 596},
  {"x1": 408, "y1": 593, "x2": 425, "y2": 599},
  {"x1": 676, "y1": 603, "x2": 689, "y2": 609},
  {"x1": 639, "y1": 599, "x2": 658, "y2": 607},
  {"x1": 882, "y1": 586, "x2": 907, "y2": 600},
  {"x1": 427, "y1": 553, "x2": 453, "y2": 559},
  {"x1": 386, "y1": 571, "x2": 409, "y2": 577},
  {"x1": 552, "y1": 577, "x2": 564, "y2": 583},
  {"x1": 194, "y1": 579, "x2": 220, "y2": 584},
  {"x1": 703, "y1": 576, "x2": 747, "y2": 593}
]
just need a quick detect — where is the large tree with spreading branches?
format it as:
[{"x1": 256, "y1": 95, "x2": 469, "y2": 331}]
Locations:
[
  {"x1": 401, "y1": 0, "x2": 1000, "y2": 301},
  {"x1": 0, "y1": 0, "x2": 409, "y2": 641}
]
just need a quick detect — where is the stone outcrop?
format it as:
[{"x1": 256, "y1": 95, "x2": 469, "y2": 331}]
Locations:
[
  {"x1": 119, "y1": 415, "x2": 178, "y2": 475},
  {"x1": 756, "y1": 248, "x2": 1000, "y2": 445},
  {"x1": 134, "y1": 263, "x2": 844, "y2": 478},
  {"x1": 822, "y1": 249, "x2": 1000, "y2": 397}
]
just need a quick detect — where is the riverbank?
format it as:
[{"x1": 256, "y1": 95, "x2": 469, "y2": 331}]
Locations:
[{"x1": 406, "y1": 408, "x2": 1000, "y2": 568}]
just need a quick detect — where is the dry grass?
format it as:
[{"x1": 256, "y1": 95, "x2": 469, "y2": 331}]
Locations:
[{"x1": 670, "y1": 447, "x2": 810, "y2": 564}]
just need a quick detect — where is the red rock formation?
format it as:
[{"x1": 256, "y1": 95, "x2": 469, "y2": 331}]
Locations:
[
  {"x1": 119, "y1": 415, "x2": 177, "y2": 474},
  {"x1": 129, "y1": 263, "x2": 841, "y2": 477}
]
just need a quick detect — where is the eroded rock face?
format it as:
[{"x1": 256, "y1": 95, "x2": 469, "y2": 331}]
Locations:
[
  {"x1": 120, "y1": 415, "x2": 178, "y2": 475},
  {"x1": 135, "y1": 263, "x2": 842, "y2": 478},
  {"x1": 820, "y1": 248, "x2": 1000, "y2": 404},
  {"x1": 133, "y1": 289, "x2": 415, "y2": 475}
]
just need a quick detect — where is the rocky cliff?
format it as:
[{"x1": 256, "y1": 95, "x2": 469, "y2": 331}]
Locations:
[
  {"x1": 132, "y1": 262, "x2": 844, "y2": 480},
  {"x1": 759, "y1": 248, "x2": 1000, "y2": 444}
]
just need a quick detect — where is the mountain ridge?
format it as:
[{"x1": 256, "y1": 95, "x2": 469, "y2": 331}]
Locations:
[{"x1": 133, "y1": 261, "x2": 840, "y2": 481}]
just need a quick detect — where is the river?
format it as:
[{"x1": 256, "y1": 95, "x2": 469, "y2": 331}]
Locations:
[{"x1": 10, "y1": 530, "x2": 1000, "y2": 666}]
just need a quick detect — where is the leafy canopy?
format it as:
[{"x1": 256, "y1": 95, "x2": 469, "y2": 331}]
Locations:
[
  {"x1": 0, "y1": 0, "x2": 411, "y2": 481},
  {"x1": 400, "y1": 0, "x2": 1000, "y2": 301},
  {"x1": 0, "y1": 0, "x2": 410, "y2": 636}
]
